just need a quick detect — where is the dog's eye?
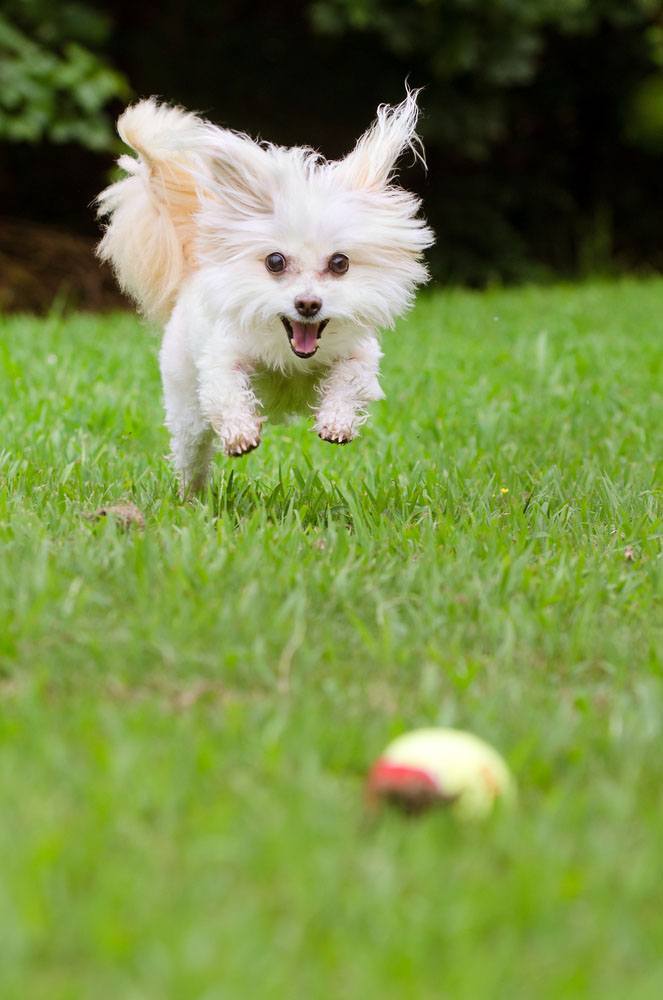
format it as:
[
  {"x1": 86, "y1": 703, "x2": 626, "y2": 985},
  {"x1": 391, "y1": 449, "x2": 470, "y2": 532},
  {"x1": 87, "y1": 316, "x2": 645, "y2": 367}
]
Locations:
[
  {"x1": 328, "y1": 253, "x2": 349, "y2": 275},
  {"x1": 265, "y1": 252, "x2": 287, "y2": 274}
]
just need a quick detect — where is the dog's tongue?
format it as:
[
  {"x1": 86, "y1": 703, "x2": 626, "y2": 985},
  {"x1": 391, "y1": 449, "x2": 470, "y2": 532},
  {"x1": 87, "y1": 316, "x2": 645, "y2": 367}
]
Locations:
[{"x1": 291, "y1": 322, "x2": 319, "y2": 355}]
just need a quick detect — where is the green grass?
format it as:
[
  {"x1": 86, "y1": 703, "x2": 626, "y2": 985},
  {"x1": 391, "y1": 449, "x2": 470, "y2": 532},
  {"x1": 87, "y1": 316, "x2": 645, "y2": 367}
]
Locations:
[{"x1": 0, "y1": 279, "x2": 661, "y2": 998}]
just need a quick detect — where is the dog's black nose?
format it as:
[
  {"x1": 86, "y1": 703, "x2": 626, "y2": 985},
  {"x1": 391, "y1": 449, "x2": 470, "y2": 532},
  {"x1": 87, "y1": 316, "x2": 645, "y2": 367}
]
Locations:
[{"x1": 295, "y1": 296, "x2": 322, "y2": 318}]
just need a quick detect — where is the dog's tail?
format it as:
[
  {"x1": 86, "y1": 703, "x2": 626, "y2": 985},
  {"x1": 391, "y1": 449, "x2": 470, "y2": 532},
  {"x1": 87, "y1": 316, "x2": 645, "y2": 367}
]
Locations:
[{"x1": 96, "y1": 99, "x2": 212, "y2": 322}]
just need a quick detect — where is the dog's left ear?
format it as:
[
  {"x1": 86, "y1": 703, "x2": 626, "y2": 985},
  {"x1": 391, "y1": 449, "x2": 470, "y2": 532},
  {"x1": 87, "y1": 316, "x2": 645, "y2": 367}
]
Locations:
[{"x1": 336, "y1": 88, "x2": 425, "y2": 191}]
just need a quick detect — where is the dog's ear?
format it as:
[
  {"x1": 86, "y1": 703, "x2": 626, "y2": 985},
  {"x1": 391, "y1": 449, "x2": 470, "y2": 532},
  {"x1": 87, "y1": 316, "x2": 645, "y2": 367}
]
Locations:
[
  {"x1": 203, "y1": 127, "x2": 274, "y2": 216},
  {"x1": 336, "y1": 88, "x2": 425, "y2": 191}
]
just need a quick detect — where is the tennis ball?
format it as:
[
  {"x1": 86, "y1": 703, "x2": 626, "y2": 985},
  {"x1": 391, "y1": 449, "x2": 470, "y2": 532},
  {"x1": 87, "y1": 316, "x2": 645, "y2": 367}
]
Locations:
[{"x1": 367, "y1": 727, "x2": 515, "y2": 820}]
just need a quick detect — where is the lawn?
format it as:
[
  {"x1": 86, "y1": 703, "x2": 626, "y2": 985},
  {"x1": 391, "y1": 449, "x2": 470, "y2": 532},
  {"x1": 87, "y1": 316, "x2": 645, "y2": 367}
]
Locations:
[{"x1": 0, "y1": 279, "x2": 661, "y2": 998}]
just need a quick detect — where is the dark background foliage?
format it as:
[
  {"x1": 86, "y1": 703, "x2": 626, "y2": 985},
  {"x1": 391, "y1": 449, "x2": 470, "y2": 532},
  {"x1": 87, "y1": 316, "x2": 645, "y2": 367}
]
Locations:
[{"x1": 2, "y1": 0, "x2": 663, "y2": 300}]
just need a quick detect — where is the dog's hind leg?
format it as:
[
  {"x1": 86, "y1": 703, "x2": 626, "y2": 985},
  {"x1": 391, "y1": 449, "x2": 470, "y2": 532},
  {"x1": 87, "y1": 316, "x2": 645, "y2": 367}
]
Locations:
[
  {"x1": 168, "y1": 408, "x2": 215, "y2": 496},
  {"x1": 161, "y1": 329, "x2": 215, "y2": 496}
]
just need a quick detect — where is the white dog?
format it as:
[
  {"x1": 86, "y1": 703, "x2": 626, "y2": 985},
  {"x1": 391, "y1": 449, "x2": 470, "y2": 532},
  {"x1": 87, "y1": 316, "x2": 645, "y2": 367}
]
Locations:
[{"x1": 96, "y1": 90, "x2": 433, "y2": 492}]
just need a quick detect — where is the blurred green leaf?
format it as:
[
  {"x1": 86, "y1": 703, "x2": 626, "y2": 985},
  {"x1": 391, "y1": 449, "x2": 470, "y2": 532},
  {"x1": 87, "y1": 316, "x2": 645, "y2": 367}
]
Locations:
[
  {"x1": 627, "y1": 74, "x2": 663, "y2": 151},
  {"x1": 0, "y1": 5, "x2": 129, "y2": 150}
]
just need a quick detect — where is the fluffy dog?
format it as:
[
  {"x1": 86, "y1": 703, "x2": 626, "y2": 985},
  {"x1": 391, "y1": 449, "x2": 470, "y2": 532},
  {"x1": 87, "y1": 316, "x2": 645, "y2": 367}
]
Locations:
[{"x1": 96, "y1": 90, "x2": 433, "y2": 492}]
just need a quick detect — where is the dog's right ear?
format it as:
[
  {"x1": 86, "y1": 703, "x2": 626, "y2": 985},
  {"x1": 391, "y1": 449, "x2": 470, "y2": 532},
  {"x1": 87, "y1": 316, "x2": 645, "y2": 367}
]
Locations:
[{"x1": 203, "y1": 126, "x2": 274, "y2": 217}]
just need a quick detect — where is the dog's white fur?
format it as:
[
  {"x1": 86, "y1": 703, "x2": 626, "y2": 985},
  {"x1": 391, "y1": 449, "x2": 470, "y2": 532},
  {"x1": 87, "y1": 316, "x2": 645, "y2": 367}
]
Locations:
[{"x1": 97, "y1": 90, "x2": 434, "y2": 492}]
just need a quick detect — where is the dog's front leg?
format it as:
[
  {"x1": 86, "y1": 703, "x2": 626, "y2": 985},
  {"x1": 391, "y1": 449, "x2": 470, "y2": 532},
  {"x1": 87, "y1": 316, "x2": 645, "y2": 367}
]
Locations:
[
  {"x1": 197, "y1": 336, "x2": 263, "y2": 457},
  {"x1": 315, "y1": 336, "x2": 384, "y2": 444}
]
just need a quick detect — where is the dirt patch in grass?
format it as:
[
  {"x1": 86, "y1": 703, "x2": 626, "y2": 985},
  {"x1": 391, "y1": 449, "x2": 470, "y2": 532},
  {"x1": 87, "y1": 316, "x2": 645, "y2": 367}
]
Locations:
[{"x1": 0, "y1": 217, "x2": 128, "y2": 313}]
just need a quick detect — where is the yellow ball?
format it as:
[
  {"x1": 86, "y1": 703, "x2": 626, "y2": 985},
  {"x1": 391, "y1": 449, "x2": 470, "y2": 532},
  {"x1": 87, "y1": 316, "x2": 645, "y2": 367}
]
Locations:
[{"x1": 367, "y1": 727, "x2": 515, "y2": 820}]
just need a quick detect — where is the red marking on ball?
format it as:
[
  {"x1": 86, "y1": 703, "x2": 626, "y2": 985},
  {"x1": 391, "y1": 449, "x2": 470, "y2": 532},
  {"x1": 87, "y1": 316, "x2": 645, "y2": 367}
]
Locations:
[{"x1": 367, "y1": 759, "x2": 443, "y2": 814}]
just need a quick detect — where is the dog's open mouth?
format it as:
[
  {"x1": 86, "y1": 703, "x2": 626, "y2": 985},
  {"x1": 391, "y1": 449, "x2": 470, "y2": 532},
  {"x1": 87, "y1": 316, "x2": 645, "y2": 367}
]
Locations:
[{"x1": 281, "y1": 317, "x2": 329, "y2": 358}]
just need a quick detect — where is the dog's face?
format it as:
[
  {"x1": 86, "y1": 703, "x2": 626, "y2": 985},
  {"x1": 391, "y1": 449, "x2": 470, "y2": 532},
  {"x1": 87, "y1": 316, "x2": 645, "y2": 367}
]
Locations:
[{"x1": 197, "y1": 93, "x2": 434, "y2": 360}]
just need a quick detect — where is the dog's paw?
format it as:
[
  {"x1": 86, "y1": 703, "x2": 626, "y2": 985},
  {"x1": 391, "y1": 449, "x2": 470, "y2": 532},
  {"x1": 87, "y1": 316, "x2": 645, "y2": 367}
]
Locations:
[
  {"x1": 217, "y1": 417, "x2": 263, "y2": 457},
  {"x1": 316, "y1": 420, "x2": 356, "y2": 445},
  {"x1": 225, "y1": 432, "x2": 261, "y2": 457}
]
